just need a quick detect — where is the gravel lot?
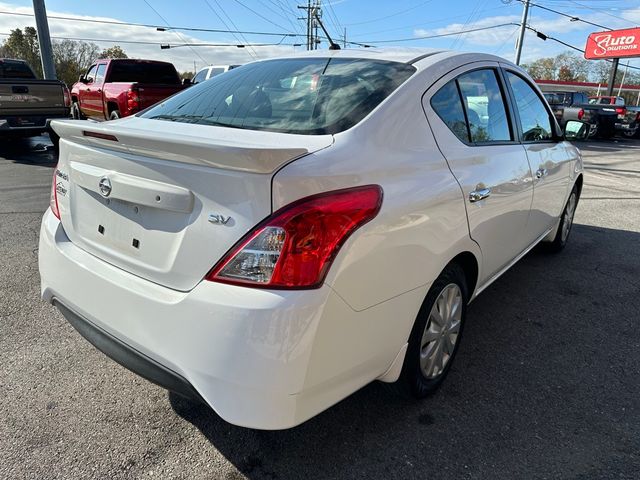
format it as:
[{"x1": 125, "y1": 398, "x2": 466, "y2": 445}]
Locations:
[{"x1": 1, "y1": 134, "x2": 639, "y2": 479}]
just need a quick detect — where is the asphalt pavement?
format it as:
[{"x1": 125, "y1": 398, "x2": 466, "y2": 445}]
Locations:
[{"x1": 1, "y1": 134, "x2": 639, "y2": 479}]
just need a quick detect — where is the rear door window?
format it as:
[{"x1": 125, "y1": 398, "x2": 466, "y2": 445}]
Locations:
[
  {"x1": 457, "y1": 69, "x2": 512, "y2": 143},
  {"x1": 141, "y1": 58, "x2": 416, "y2": 135},
  {"x1": 95, "y1": 63, "x2": 107, "y2": 84}
]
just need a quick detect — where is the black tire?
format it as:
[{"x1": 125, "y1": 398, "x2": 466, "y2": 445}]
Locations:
[
  {"x1": 393, "y1": 263, "x2": 469, "y2": 398},
  {"x1": 71, "y1": 102, "x2": 83, "y2": 120},
  {"x1": 109, "y1": 110, "x2": 120, "y2": 120},
  {"x1": 545, "y1": 184, "x2": 579, "y2": 253}
]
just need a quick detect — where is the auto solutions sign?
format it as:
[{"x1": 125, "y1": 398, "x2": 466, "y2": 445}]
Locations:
[{"x1": 585, "y1": 27, "x2": 640, "y2": 60}]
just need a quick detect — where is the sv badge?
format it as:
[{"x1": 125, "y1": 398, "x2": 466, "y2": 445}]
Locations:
[{"x1": 208, "y1": 214, "x2": 232, "y2": 225}]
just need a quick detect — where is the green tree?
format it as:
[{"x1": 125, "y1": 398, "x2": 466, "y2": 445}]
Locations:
[
  {"x1": 0, "y1": 27, "x2": 42, "y2": 77},
  {"x1": 98, "y1": 45, "x2": 128, "y2": 59},
  {"x1": 52, "y1": 39, "x2": 100, "y2": 87},
  {"x1": 179, "y1": 71, "x2": 194, "y2": 80}
]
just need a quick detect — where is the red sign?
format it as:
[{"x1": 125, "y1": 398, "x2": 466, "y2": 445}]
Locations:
[{"x1": 585, "y1": 28, "x2": 640, "y2": 60}]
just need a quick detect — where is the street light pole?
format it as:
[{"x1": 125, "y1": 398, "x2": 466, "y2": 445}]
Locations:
[
  {"x1": 514, "y1": 0, "x2": 530, "y2": 65},
  {"x1": 33, "y1": 0, "x2": 56, "y2": 79}
]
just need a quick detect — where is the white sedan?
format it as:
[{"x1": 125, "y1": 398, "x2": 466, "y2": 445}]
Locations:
[{"x1": 40, "y1": 49, "x2": 585, "y2": 429}]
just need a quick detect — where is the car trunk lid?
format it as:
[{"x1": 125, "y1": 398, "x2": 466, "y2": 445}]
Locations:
[{"x1": 51, "y1": 117, "x2": 332, "y2": 291}]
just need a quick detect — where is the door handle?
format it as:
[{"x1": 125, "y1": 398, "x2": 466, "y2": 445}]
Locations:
[
  {"x1": 85, "y1": 88, "x2": 90, "y2": 92},
  {"x1": 469, "y1": 188, "x2": 491, "y2": 203},
  {"x1": 536, "y1": 168, "x2": 548, "y2": 179},
  {"x1": 97, "y1": 89, "x2": 102, "y2": 93}
]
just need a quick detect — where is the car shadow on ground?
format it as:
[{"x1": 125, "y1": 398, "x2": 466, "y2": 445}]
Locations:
[
  {"x1": 169, "y1": 223, "x2": 640, "y2": 479},
  {"x1": 0, "y1": 135, "x2": 57, "y2": 166}
]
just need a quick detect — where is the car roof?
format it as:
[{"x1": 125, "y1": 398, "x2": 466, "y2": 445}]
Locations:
[{"x1": 260, "y1": 48, "x2": 515, "y2": 70}]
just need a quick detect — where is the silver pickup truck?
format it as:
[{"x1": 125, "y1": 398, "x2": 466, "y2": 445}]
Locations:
[{"x1": 0, "y1": 58, "x2": 70, "y2": 145}]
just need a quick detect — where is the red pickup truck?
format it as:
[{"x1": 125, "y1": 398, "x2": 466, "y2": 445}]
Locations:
[{"x1": 70, "y1": 59, "x2": 184, "y2": 120}]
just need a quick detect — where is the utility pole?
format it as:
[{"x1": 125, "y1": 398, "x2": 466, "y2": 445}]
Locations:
[
  {"x1": 606, "y1": 58, "x2": 619, "y2": 97},
  {"x1": 298, "y1": 1, "x2": 312, "y2": 50},
  {"x1": 514, "y1": 0, "x2": 530, "y2": 65},
  {"x1": 343, "y1": 27, "x2": 347, "y2": 49},
  {"x1": 33, "y1": 0, "x2": 56, "y2": 79}
]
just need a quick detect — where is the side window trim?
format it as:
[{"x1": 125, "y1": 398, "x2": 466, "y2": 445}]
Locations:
[{"x1": 500, "y1": 67, "x2": 561, "y2": 143}]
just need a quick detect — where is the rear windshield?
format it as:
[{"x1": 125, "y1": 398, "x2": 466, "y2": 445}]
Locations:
[
  {"x1": 0, "y1": 61, "x2": 36, "y2": 79},
  {"x1": 109, "y1": 61, "x2": 180, "y2": 84},
  {"x1": 140, "y1": 57, "x2": 416, "y2": 135}
]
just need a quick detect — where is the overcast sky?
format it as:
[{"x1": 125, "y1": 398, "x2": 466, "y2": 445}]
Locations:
[{"x1": 0, "y1": 0, "x2": 638, "y2": 73}]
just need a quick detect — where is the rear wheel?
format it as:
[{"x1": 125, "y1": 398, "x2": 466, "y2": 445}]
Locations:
[
  {"x1": 109, "y1": 110, "x2": 120, "y2": 120},
  {"x1": 71, "y1": 102, "x2": 83, "y2": 120},
  {"x1": 394, "y1": 263, "x2": 468, "y2": 398},
  {"x1": 545, "y1": 185, "x2": 579, "y2": 253}
]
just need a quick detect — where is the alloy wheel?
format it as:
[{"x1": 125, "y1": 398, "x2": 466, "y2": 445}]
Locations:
[{"x1": 419, "y1": 283, "x2": 462, "y2": 379}]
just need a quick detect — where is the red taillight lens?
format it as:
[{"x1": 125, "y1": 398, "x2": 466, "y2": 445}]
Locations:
[
  {"x1": 126, "y1": 87, "x2": 140, "y2": 113},
  {"x1": 62, "y1": 86, "x2": 71, "y2": 108},
  {"x1": 577, "y1": 108, "x2": 584, "y2": 120},
  {"x1": 50, "y1": 167, "x2": 60, "y2": 220},
  {"x1": 207, "y1": 185, "x2": 383, "y2": 289},
  {"x1": 616, "y1": 107, "x2": 626, "y2": 115},
  {"x1": 635, "y1": 112, "x2": 640, "y2": 122}
]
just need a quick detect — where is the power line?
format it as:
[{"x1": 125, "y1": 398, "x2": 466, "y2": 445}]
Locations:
[
  {"x1": 233, "y1": 0, "x2": 295, "y2": 31},
  {"x1": 362, "y1": 23, "x2": 519, "y2": 43},
  {"x1": 526, "y1": 1, "x2": 612, "y2": 30},
  {"x1": 142, "y1": 0, "x2": 209, "y2": 65},
  {"x1": 203, "y1": 0, "x2": 259, "y2": 59},
  {"x1": 342, "y1": 0, "x2": 436, "y2": 26},
  {"x1": 0, "y1": 10, "x2": 299, "y2": 38},
  {"x1": 0, "y1": 31, "x2": 292, "y2": 48}
]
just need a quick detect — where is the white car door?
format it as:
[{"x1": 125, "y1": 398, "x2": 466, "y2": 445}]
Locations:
[
  {"x1": 501, "y1": 68, "x2": 574, "y2": 237},
  {"x1": 424, "y1": 63, "x2": 534, "y2": 285}
]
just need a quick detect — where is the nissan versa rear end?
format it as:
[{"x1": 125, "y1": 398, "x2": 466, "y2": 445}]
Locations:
[{"x1": 40, "y1": 50, "x2": 584, "y2": 429}]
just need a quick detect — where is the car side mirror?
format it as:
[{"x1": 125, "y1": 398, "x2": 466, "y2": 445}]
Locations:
[
  {"x1": 182, "y1": 78, "x2": 192, "y2": 86},
  {"x1": 564, "y1": 120, "x2": 589, "y2": 141},
  {"x1": 78, "y1": 75, "x2": 86, "y2": 84}
]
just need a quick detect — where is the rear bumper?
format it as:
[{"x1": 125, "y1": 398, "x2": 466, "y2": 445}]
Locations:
[
  {"x1": 54, "y1": 300, "x2": 205, "y2": 403},
  {"x1": 0, "y1": 111, "x2": 70, "y2": 134},
  {"x1": 39, "y1": 209, "x2": 414, "y2": 429}
]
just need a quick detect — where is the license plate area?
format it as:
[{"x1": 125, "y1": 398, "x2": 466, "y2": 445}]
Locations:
[{"x1": 68, "y1": 185, "x2": 190, "y2": 271}]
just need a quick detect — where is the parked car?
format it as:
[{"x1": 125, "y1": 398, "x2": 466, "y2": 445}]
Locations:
[
  {"x1": 543, "y1": 91, "x2": 617, "y2": 138},
  {"x1": 588, "y1": 95, "x2": 639, "y2": 137},
  {"x1": 70, "y1": 59, "x2": 184, "y2": 120},
  {"x1": 620, "y1": 105, "x2": 640, "y2": 138},
  {"x1": 191, "y1": 64, "x2": 241, "y2": 84},
  {"x1": 41, "y1": 50, "x2": 586, "y2": 430},
  {"x1": 0, "y1": 58, "x2": 70, "y2": 145}
]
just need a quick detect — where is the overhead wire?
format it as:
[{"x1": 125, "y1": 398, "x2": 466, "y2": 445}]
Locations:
[
  {"x1": 0, "y1": 9, "x2": 299, "y2": 37},
  {"x1": 142, "y1": 0, "x2": 209, "y2": 65},
  {"x1": 203, "y1": 0, "x2": 259, "y2": 59}
]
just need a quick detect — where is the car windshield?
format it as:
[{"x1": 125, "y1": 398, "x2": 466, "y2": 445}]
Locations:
[
  {"x1": 109, "y1": 61, "x2": 180, "y2": 84},
  {"x1": 140, "y1": 57, "x2": 416, "y2": 135}
]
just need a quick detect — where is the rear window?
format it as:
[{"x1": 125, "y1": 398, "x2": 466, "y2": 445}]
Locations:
[
  {"x1": 140, "y1": 58, "x2": 416, "y2": 135},
  {"x1": 0, "y1": 61, "x2": 36, "y2": 79},
  {"x1": 108, "y1": 61, "x2": 180, "y2": 84}
]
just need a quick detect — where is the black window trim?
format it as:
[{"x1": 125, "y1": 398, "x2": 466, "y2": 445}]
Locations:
[{"x1": 499, "y1": 67, "x2": 563, "y2": 144}]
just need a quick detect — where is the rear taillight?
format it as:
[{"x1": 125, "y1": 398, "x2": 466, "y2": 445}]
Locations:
[
  {"x1": 126, "y1": 87, "x2": 140, "y2": 113},
  {"x1": 635, "y1": 112, "x2": 640, "y2": 122},
  {"x1": 578, "y1": 109, "x2": 584, "y2": 120},
  {"x1": 62, "y1": 86, "x2": 71, "y2": 108},
  {"x1": 50, "y1": 167, "x2": 60, "y2": 220},
  {"x1": 207, "y1": 185, "x2": 383, "y2": 289},
  {"x1": 616, "y1": 107, "x2": 626, "y2": 115}
]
